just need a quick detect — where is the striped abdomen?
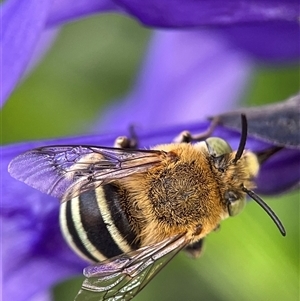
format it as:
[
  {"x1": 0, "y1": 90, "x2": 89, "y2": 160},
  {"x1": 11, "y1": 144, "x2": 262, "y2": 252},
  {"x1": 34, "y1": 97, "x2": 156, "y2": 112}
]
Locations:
[{"x1": 59, "y1": 183, "x2": 140, "y2": 262}]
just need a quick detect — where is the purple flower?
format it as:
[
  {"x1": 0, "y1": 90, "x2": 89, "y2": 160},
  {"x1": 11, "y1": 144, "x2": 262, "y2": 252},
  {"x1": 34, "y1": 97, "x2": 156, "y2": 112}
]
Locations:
[
  {"x1": 113, "y1": 0, "x2": 300, "y2": 61},
  {"x1": 114, "y1": 0, "x2": 299, "y2": 26},
  {"x1": 1, "y1": 0, "x2": 299, "y2": 106},
  {"x1": 1, "y1": 0, "x2": 120, "y2": 105}
]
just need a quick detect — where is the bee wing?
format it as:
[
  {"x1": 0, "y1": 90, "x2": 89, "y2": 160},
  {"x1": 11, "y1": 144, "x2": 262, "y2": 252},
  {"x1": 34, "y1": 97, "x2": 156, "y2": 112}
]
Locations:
[
  {"x1": 74, "y1": 234, "x2": 188, "y2": 301},
  {"x1": 8, "y1": 145, "x2": 164, "y2": 200}
]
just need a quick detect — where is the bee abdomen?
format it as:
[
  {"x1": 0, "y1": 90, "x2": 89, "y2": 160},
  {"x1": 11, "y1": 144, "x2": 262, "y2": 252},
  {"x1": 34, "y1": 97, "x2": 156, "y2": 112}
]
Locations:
[{"x1": 60, "y1": 184, "x2": 139, "y2": 262}]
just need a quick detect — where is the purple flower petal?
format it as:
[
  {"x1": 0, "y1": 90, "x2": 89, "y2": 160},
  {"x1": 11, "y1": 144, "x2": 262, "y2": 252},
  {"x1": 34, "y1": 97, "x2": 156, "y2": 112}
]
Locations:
[
  {"x1": 2, "y1": 121, "x2": 300, "y2": 301},
  {"x1": 3, "y1": 210, "x2": 85, "y2": 301},
  {"x1": 1, "y1": 0, "x2": 119, "y2": 107},
  {"x1": 2, "y1": 0, "x2": 298, "y2": 109},
  {"x1": 222, "y1": 21, "x2": 300, "y2": 62},
  {"x1": 46, "y1": 0, "x2": 121, "y2": 26},
  {"x1": 98, "y1": 30, "x2": 253, "y2": 132},
  {"x1": 111, "y1": 1, "x2": 299, "y2": 61},
  {"x1": 113, "y1": 0, "x2": 299, "y2": 26},
  {"x1": 1, "y1": 0, "x2": 51, "y2": 107},
  {"x1": 256, "y1": 148, "x2": 300, "y2": 194}
]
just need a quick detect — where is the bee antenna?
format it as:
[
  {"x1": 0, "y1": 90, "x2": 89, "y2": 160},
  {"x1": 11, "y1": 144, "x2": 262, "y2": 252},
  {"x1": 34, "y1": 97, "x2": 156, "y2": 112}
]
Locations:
[
  {"x1": 233, "y1": 114, "x2": 248, "y2": 163},
  {"x1": 242, "y1": 186, "x2": 286, "y2": 236}
]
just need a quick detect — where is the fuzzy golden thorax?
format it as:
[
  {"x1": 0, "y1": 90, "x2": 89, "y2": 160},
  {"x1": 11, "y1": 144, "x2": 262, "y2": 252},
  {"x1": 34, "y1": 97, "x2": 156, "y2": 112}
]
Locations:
[{"x1": 118, "y1": 143, "x2": 260, "y2": 247}]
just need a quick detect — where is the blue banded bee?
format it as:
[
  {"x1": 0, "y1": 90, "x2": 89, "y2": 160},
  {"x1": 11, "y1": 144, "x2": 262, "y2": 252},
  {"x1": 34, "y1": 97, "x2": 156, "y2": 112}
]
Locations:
[{"x1": 8, "y1": 115, "x2": 285, "y2": 301}]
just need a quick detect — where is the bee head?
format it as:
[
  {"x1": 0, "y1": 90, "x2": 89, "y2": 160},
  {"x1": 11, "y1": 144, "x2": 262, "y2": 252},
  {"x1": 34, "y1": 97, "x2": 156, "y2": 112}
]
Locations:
[{"x1": 206, "y1": 114, "x2": 286, "y2": 236}]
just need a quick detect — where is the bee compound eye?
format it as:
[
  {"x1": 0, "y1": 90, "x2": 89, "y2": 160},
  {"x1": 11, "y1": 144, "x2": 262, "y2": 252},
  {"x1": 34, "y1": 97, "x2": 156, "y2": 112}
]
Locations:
[
  {"x1": 206, "y1": 137, "x2": 232, "y2": 158},
  {"x1": 225, "y1": 191, "x2": 246, "y2": 216}
]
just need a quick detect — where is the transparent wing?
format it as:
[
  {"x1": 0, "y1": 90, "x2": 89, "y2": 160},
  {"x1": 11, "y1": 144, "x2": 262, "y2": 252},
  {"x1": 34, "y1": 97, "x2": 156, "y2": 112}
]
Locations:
[
  {"x1": 8, "y1": 145, "x2": 164, "y2": 200},
  {"x1": 74, "y1": 234, "x2": 188, "y2": 301}
]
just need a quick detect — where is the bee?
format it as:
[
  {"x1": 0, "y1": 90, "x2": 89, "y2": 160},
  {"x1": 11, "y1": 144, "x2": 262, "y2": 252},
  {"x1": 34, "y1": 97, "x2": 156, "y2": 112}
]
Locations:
[{"x1": 8, "y1": 115, "x2": 285, "y2": 301}]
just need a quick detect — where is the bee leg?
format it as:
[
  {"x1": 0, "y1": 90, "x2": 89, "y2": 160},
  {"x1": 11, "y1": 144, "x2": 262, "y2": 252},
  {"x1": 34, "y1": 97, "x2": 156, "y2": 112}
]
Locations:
[
  {"x1": 173, "y1": 117, "x2": 220, "y2": 143},
  {"x1": 114, "y1": 125, "x2": 139, "y2": 149},
  {"x1": 184, "y1": 239, "x2": 205, "y2": 258},
  {"x1": 114, "y1": 136, "x2": 134, "y2": 148}
]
